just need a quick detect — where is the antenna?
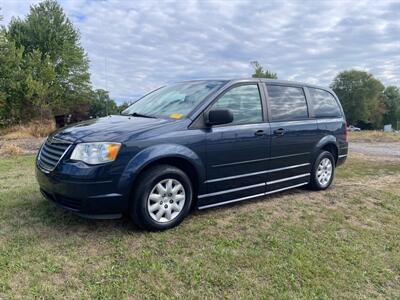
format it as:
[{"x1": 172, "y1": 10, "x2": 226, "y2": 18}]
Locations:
[{"x1": 105, "y1": 56, "x2": 108, "y2": 116}]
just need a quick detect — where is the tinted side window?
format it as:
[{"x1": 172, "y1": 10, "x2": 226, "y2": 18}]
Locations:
[
  {"x1": 212, "y1": 85, "x2": 263, "y2": 125},
  {"x1": 266, "y1": 85, "x2": 308, "y2": 121},
  {"x1": 309, "y1": 88, "x2": 342, "y2": 118}
]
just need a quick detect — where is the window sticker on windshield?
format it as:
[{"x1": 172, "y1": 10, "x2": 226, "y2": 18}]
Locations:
[{"x1": 169, "y1": 113, "x2": 184, "y2": 119}]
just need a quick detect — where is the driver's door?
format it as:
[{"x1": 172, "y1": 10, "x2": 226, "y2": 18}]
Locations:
[{"x1": 198, "y1": 83, "x2": 270, "y2": 208}]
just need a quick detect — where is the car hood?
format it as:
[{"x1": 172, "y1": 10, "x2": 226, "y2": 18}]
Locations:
[{"x1": 50, "y1": 115, "x2": 176, "y2": 143}]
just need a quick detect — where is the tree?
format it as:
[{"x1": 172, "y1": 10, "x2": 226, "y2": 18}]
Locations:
[
  {"x1": 0, "y1": 39, "x2": 58, "y2": 124},
  {"x1": 89, "y1": 89, "x2": 118, "y2": 117},
  {"x1": 118, "y1": 101, "x2": 131, "y2": 112},
  {"x1": 250, "y1": 61, "x2": 278, "y2": 79},
  {"x1": 330, "y1": 70, "x2": 384, "y2": 127},
  {"x1": 383, "y1": 86, "x2": 400, "y2": 129},
  {"x1": 25, "y1": 49, "x2": 57, "y2": 121},
  {"x1": 0, "y1": 37, "x2": 28, "y2": 125},
  {"x1": 6, "y1": 0, "x2": 92, "y2": 116}
]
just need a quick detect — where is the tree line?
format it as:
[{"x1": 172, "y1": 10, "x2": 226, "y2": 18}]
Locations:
[
  {"x1": 0, "y1": 0, "x2": 128, "y2": 127},
  {"x1": 251, "y1": 61, "x2": 400, "y2": 130},
  {"x1": 1, "y1": 1, "x2": 399, "y2": 130}
]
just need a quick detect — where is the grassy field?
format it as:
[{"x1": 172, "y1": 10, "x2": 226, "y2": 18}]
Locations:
[{"x1": 0, "y1": 155, "x2": 400, "y2": 299}]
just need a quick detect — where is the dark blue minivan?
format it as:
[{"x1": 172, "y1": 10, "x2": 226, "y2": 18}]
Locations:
[{"x1": 36, "y1": 79, "x2": 348, "y2": 230}]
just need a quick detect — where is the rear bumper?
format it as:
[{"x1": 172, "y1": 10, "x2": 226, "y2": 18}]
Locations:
[
  {"x1": 337, "y1": 143, "x2": 348, "y2": 166},
  {"x1": 36, "y1": 165, "x2": 127, "y2": 218},
  {"x1": 337, "y1": 154, "x2": 347, "y2": 166}
]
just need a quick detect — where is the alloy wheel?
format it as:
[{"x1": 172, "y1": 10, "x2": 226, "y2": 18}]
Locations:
[{"x1": 317, "y1": 158, "x2": 333, "y2": 187}]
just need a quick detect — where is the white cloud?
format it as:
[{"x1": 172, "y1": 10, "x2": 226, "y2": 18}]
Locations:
[{"x1": 1, "y1": 0, "x2": 400, "y2": 102}]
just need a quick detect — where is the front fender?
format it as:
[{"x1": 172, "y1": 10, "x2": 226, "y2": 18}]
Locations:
[{"x1": 117, "y1": 144, "x2": 205, "y2": 197}]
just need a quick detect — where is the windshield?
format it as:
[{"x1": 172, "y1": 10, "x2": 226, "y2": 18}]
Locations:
[{"x1": 122, "y1": 80, "x2": 227, "y2": 119}]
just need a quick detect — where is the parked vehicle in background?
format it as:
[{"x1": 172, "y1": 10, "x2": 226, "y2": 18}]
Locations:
[
  {"x1": 383, "y1": 124, "x2": 393, "y2": 132},
  {"x1": 36, "y1": 78, "x2": 348, "y2": 230},
  {"x1": 348, "y1": 125, "x2": 361, "y2": 131},
  {"x1": 55, "y1": 113, "x2": 88, "y2": 128}
]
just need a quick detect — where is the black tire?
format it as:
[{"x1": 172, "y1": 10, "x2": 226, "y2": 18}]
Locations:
[
  {"x1": 130, "y1": 164, "x2": 193, "y2": 231},
  {"x1": 309, "y1": 150, "x2": 335, "y2": 190}
]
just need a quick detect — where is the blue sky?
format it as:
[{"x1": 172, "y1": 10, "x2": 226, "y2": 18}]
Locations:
[{"x1": 1, "y1": 0, "x2": 400, "y2": 103}]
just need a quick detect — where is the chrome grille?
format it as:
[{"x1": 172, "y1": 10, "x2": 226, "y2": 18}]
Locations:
[{"x1": 38, "y1": 138, "x2": 71, "y2": 172}]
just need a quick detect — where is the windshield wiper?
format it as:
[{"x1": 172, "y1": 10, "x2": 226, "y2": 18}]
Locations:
[{"x1": 126, "y1": 112, "x2": 157, "y2": 118}]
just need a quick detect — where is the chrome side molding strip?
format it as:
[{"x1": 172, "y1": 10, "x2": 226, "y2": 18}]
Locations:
[
  {"x1": 212, "y1": 157, "x2": 269, "y2": 168},
  {"x1": 200, "y1": 172, "x2": 310, "y2": 199},
  {"x1": 212, "y1": 153, "x2": 310, "y2": 168},
  {"x1": 205, "y1": 163, "x2": 310, "y2": 183},
  {"x1": 267, "y1": 152, "x2": 310, "y2": 161},
  {"x1": 198, "y1": 182, "x2": 308, "y2": 210},
  {"x1": 264, "y1": 182, "x2": 308, "y2": 195},
  {"x1": 205, "y1": 170, "x2": 269, "y2": 184},
  {"x1": 338, "y1": 154, "x2": 347, "y2": 158},
  {"x1": 197, "y1": 182, "x2": 265, "y2": 199},
  {"x1": 266, "y1": 173, "x2": 310, "y2": 185},
  {"x1": 266, "y1": 163, "x2": 310, "y2": 174},
  {"x1": 198, "y1": 193, "x2": 266, "y2": 210}
]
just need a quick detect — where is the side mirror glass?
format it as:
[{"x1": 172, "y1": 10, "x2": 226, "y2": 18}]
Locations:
[{"x1": 205, "y1": 109, "x2": 233, "y2": 126}]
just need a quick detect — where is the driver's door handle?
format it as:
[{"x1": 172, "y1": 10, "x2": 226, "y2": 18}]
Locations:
[{"x1": 254, "y1": 130, "x2": 266, "y2": 136}]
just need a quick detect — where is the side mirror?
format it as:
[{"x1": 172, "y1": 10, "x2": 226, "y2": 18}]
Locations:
[{"x1": 205, "y1": 109, "x2": 233, "y2": 126}]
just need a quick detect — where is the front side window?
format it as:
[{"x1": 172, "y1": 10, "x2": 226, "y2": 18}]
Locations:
[
  {"x1": 122, "y1": 80, "x2": 227, "y2": 119},
  {"x1": 211, "y1": 84, "x2": 263, "y2": 125},
  {"x1": 266, "y1": 85, "x2": 308, "y2": 121},
  {"x1": 308, "y1": 88, "x2": 342, "y2": 118}
]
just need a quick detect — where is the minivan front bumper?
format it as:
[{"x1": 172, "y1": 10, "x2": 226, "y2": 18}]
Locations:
[{"x1": 35, "y1": 164, "x2": 126, "y2": 219}]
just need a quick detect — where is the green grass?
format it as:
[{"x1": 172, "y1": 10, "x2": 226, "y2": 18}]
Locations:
[{"x1": 0, "y1": 155, "x2": 400, "y2": 299}]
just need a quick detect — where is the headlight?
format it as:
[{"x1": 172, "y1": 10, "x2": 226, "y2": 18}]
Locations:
[{"x1": 70, "y1": 142, "x2": 121, "y2": 165}]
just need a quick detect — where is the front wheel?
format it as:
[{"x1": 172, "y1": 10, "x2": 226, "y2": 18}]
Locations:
[
  {"x1": 130, "y1": 165, "x2": 193, "y2": 231},
  {"x1": 309, "y1": 151, "x2": 335, "y2": 190}
]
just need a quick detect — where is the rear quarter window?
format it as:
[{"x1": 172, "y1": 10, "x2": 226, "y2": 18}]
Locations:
[{"x1": 308, "y1": 88, "x2": 342, "y2": 118}]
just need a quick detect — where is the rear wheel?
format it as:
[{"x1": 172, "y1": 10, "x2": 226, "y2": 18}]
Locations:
[
  {"x1": 130, "y1": 165, "x2": 193, "y2": 230},
  {"x1": 309, "y1": 150, "x2": 335, "y2": 190}
]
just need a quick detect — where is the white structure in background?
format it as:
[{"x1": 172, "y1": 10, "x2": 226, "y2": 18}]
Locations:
[{"x1": 384, "y1": 124, "x2": 393, "y2": 132}]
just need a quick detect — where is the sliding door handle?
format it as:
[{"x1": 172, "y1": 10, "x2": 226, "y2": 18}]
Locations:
[{"x1": 273, "y1": 128, "x2": 286, "y2": 135}]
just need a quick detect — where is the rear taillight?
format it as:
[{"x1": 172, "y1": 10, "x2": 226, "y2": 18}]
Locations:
[{"x1": 344, "y1": 121, "x2": 348, "y2": 142}]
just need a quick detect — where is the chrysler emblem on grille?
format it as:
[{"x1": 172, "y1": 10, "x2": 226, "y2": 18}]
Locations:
[{"x1": 48, "y1": 137, "x2": 70, "y2": 144}]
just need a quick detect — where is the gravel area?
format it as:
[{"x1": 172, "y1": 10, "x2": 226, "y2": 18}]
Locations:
[{"x1": 349, "y1": 141, "x2": 400, "y2": 161}]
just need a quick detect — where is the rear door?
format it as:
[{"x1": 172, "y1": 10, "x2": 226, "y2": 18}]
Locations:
[
  {"x1": 198, "y1": 83, "x2": 270, "y2": 208},
  {"x1": 264, "y1": 84, "x2": 318, "y2": 191}
]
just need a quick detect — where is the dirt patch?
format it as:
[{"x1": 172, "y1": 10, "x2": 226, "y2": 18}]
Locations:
[
  {"x1": 0, "y1": 121, "x2": 53, "y2": 156},
  {"x1": 0, "y1": 137, "x2": 44, "y2": 156},
  {"x1": 0, "y1": 143, "x2": 26, "y2": 156}
]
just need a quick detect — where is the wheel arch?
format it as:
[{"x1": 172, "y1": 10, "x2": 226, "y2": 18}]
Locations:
[
  {"x1": 313, "y1": 135, "x2": 339, "y2": 164},
  {"x1": 118, "y1": 144, "x2": 205, "y2": 204}
]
